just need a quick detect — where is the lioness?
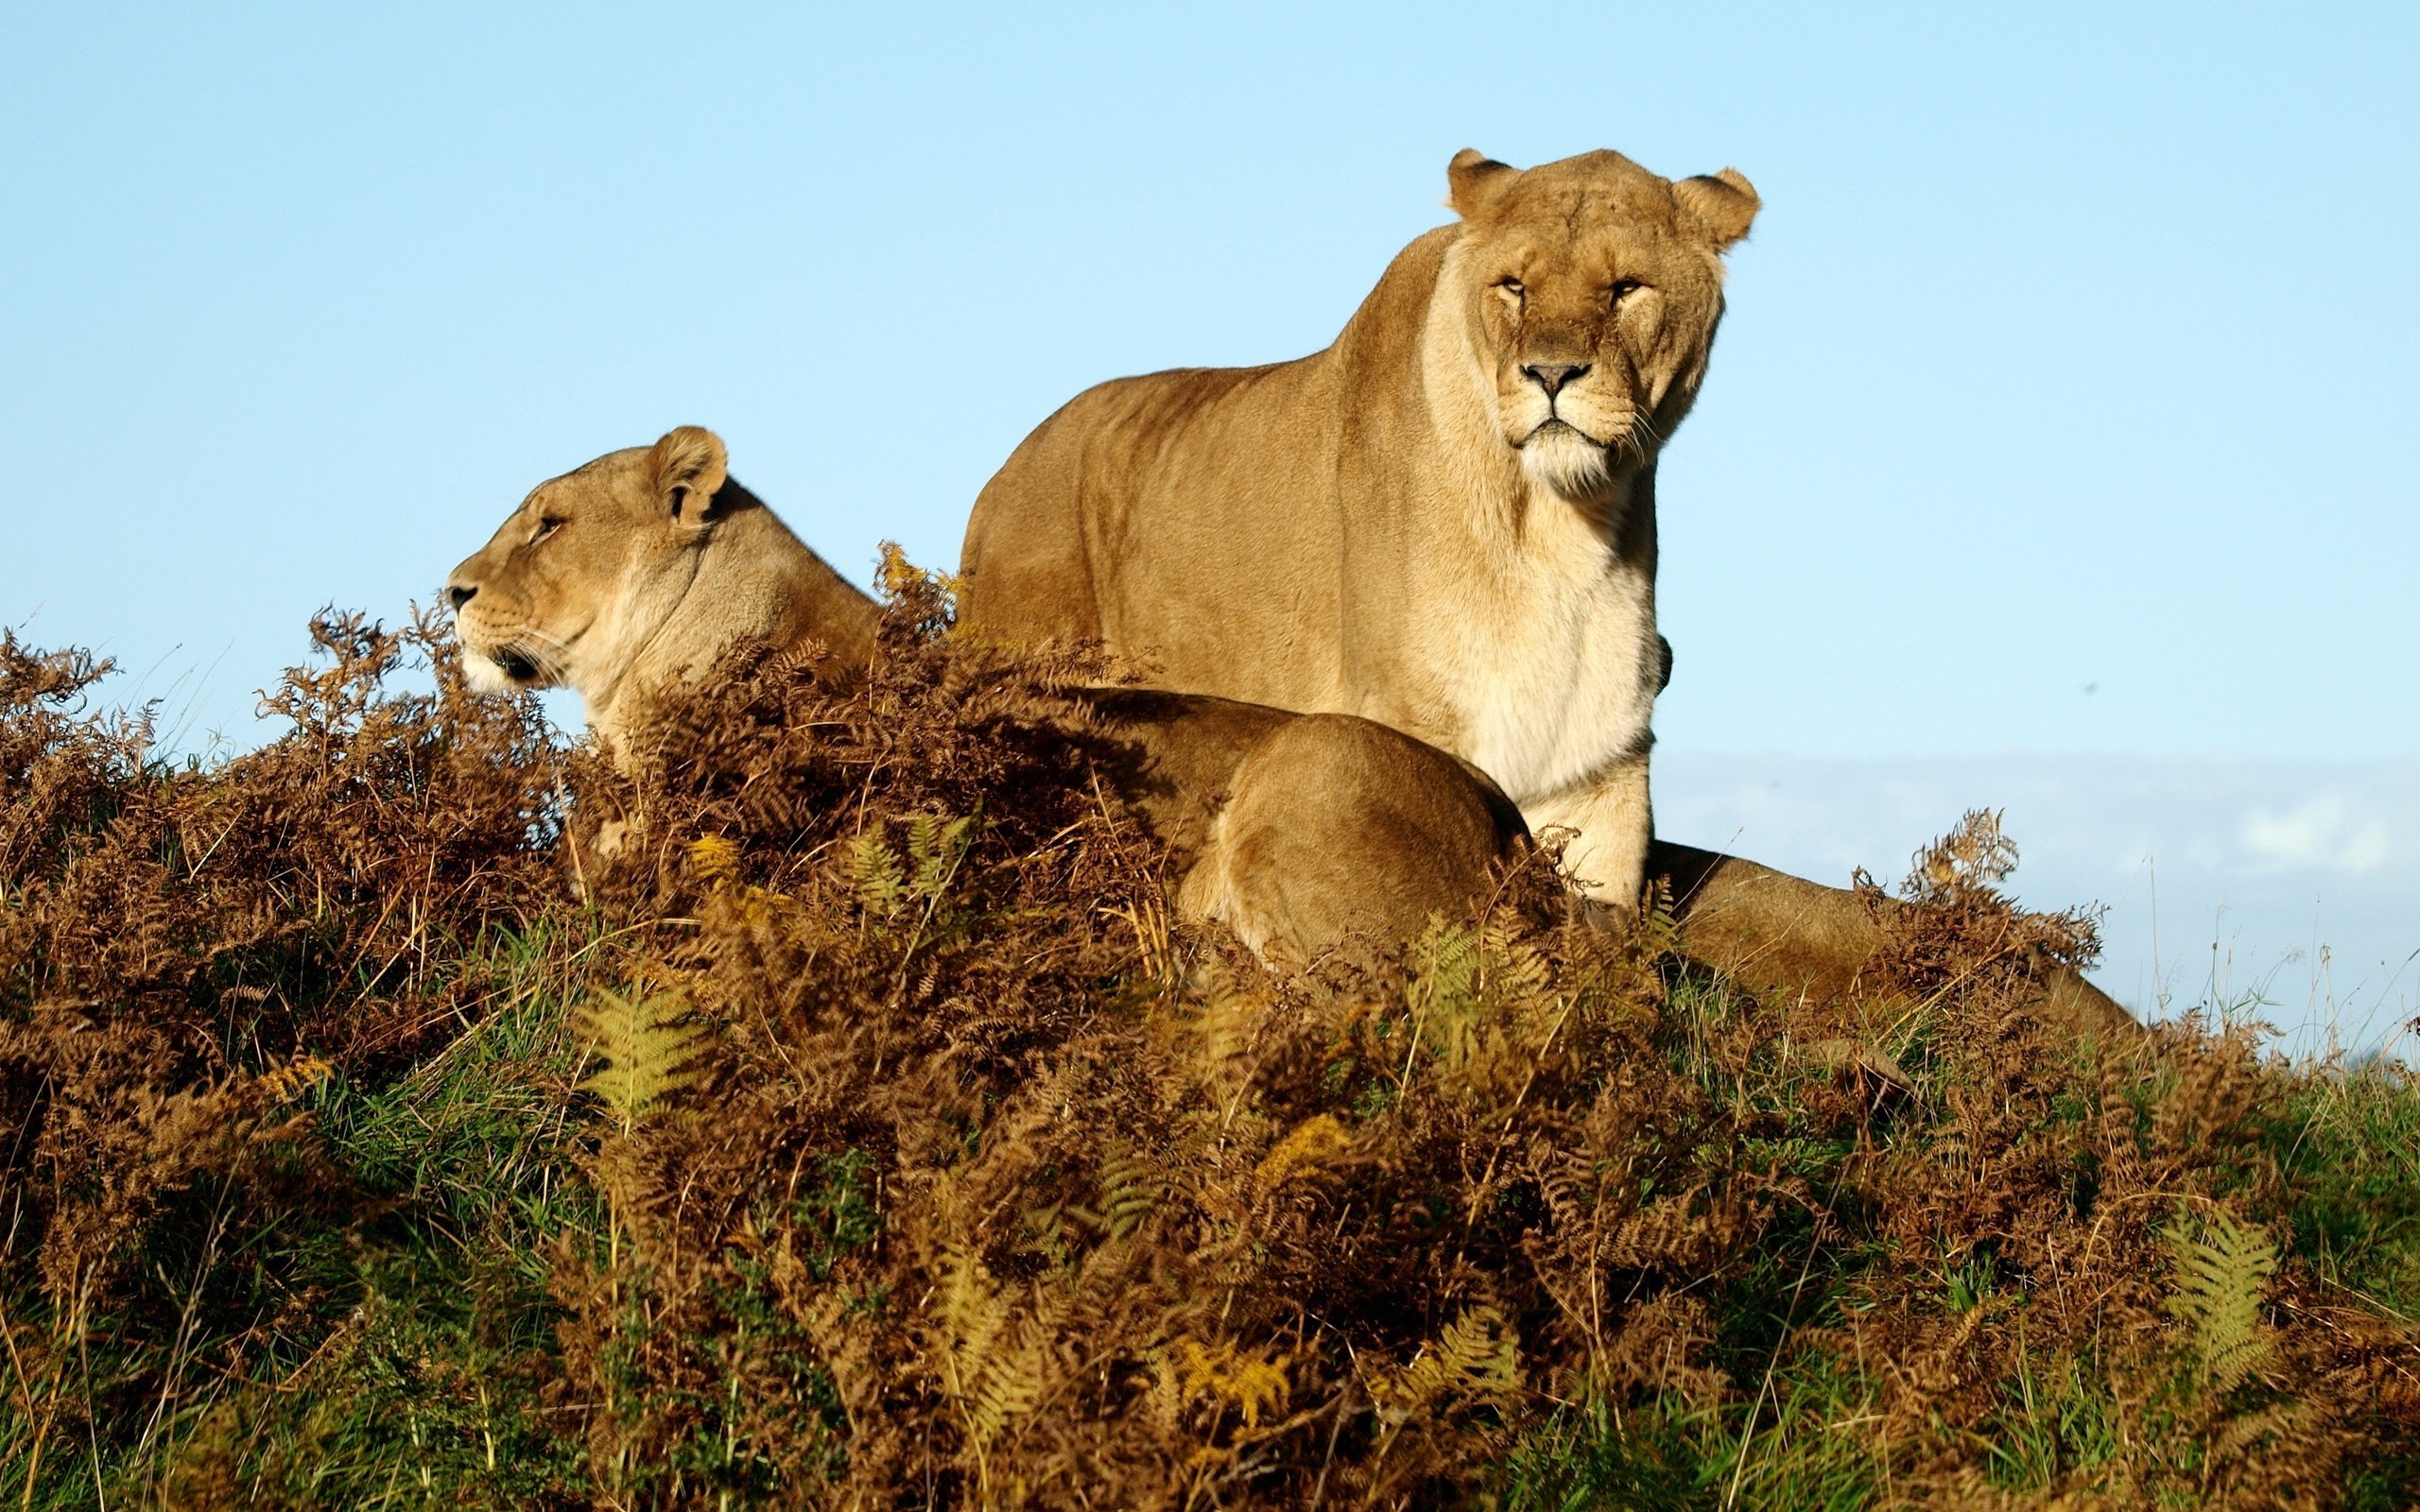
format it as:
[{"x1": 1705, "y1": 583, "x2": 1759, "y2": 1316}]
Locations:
[
  {"x1": 446, "y1": 425, "x2": 1529, "y2": 962},
  {"x1": 449, "y1": 428, "x2": 2139, "y2": 1039},
  {"x1": 960, "y1": 147, "x2": 1755, "y2": 907}
]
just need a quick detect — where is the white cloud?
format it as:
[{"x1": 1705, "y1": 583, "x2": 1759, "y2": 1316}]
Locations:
[{"x1": 2241, "y1": 798, "x2": 2393, "y2": 873}]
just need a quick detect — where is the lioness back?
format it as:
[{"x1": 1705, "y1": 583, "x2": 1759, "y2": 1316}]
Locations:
[
  {"x1": 962, "y1": 230, "x2": 1453, "y2": 719},
  {"x1": 966, "y1": 351, "x2": 1365, "y2": 710}
]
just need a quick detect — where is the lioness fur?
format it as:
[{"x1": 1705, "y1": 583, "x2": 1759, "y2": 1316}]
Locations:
[{"x1": 446, "y1": 426, "x2": 1528, "y2": 963}]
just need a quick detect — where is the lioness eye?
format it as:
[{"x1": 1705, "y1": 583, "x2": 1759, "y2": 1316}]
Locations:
[
  {"x1": 1496, "y1": 277, "x2": 1525, "y2": 298},
  {"x1": 1609, "y1": 278, "x2": 1644, "y2": 304},
  {"x1": 533, "y1": 516, "x2": 564, "y2": 543}
]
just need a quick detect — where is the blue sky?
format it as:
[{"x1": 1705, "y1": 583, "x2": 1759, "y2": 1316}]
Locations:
[{"x1": 5, "y1": 3, "x2": 2413, "y2": 1034}]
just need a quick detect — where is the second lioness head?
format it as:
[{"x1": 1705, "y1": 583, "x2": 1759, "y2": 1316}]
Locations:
[
  {"x1": 1443, "y1": 148, "x2": 1758, "y2": 498},
  {"x1": 445, "y1": 426, "x2": 732, "y2": 699}
]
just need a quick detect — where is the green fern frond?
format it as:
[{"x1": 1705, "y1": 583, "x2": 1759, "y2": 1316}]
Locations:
[
  {"x1": 2164, "y1": 1209, "x2": 2278, "y2": 1393},
  {"x1": 1406, "y1": 919, "x2": 1552, "y2": 1073},
  {"x1": 906, "y1": 811, "x2": 976, "y2": 902},
  {"x1": 849, "y1": 826, "x2": 908, "y2": 913},
  {"x1": 968, "y1": 1317, "x2": 1048, "y2": 1446},
  {"x1": 1411, "y1": 919, "x2": 1484, "y2": 1009},
  {"x1": 1484, "y1": 918, "x2": 1551, "y2": 1000},
  {"x1": 849, "y1": 811, "x2": 974, "y2": 919},
  {"x1": 572, "y1": 987, "x2": 711, "y2": 1131},
  {"x1": 931, "y1": 1243, "x2": 1053, "y2": 1455},
  {"x1": 1637, "y1": 878, "x2": 1680, "y2": 958}
]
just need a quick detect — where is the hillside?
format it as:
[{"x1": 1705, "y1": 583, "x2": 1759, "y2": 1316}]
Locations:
[{"x1": 3, "y1": 588, "x2": 2417, "y2": 1510}]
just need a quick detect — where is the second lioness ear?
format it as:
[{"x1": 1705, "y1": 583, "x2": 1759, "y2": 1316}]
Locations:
[
  {"x1": 1446, "y1": 148, "x2": 1517, "y2": 218},
  {"x1": 1673, "y1": 168, "x2": 1760, "y2": 251},
  {"x1": 648, "y1": 425, "x2": 729, "y2": 524}
]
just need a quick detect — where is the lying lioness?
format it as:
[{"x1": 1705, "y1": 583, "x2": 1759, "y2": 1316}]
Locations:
[
  {"x1": 446, "y1": 425, "x2": 1530, "y2": 962},
  {"x1": 449, "y1": 427, "x2": 2137, "y2": 1036}
]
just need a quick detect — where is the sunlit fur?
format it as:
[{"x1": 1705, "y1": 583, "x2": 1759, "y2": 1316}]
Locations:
[
  {"x1": 445, "y1": 427, "x2": 876, "y2": 755},
  {"x1": 1446, "y1": 150, "x2": 1756, "y2": 510}
]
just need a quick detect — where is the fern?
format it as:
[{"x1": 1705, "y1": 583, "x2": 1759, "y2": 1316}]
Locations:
[
  {"x1": 1412, "y1": 919, "x2": 1485, "y2": 1016},
  {"x1": 849, "y1": 828, "x2": 908, "y2": 913},
  {"x1": 906, "y1": 811, "x2": 975, "y2": 903},
  {"x1": 1369, "y1": 1304, "x2": 1521, "y2": 1427},
  {"x1": 874, "y1": 540, "x2": 959, "y2": 637},
  {"x1": 573, "y1": 987, "x2": 711, "y2": 1132},
  {"x1": 1175, "y1": 1335, "x2": 1291, "y2": 1428},
  {"x1": 1636, "y1": 876, "x2": 1680, "y2": 958},
  {"x1": 848, "y1": 811, "x2": 974, "y2": 919},
  {"x1": 931, "y1": 1243, "x2": 1052, "y2": 1473},
  {"x1": 1406, "y1": 919, "x2": 1552, "y2": 1075},
  {"x1": 2165, "y1": 1209, "x2": 2278, "y2": 1393},
  {"x1": 687, "y1": 833, "x2": 741, "y2": 886},
  {"x1": 252, "y1": 1054, "x2": 332, "y2": 1106},
  {"x1": 1092, "y1": 1141, "x2": 1160, "y2": 1240},
  {"x1": 1906, "y1": 808, "x2": 2021, "y2": 901}
]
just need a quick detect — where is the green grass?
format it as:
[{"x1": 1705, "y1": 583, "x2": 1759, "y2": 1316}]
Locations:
[
  {"x1": 2, "y1": 924, "x2": 606, "y2": 1510},
  {"x1": 1493, "y1": 1031, "x2": 2420, "y2": 1512},
  {"x1": 1501, "y1": 1356, "x2": 1889, "y2": 1511},
  {"x1": 2271, "y1": 1057, "x2": 2420, "y2": 1319}
]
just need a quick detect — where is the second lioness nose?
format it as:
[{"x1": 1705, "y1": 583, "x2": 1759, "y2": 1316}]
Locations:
[
  {"x1": 1522, "y1": 362, "x2": 1590, "y2": 396},
  {"x1": 448, "y1": 584, "x2": 477, "y2": 610}
]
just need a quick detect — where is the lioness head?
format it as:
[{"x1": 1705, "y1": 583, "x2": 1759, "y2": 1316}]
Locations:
[
  {"x1": 1443, "y1": 148, "x2": 1758, "y2": 497},
  {"x1": 446, "y1": 425, "x2": 735, "y2": 702}
]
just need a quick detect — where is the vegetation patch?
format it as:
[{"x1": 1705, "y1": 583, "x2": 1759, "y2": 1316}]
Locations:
[{"x1": 3, "y1": 588, "x2": 2416, "y2": 1508}]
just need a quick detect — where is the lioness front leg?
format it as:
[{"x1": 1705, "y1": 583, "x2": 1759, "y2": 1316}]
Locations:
[{"x1": 1522, "y1": 750, "x2": 1652, "y2": 907}]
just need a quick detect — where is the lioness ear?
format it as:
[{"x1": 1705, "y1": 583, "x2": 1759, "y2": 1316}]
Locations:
[
  {"x1": 1673, "y1": 168, "x2": 1759, "y2": 251},
  {"x1": 1446, "y1": 148, "x2": 1517, "y2": 219},
  {"x1": 648, "y1": 425, "x2": 728, "y2": 524}
]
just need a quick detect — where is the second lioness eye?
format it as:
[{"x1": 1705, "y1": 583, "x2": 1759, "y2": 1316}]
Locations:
[
  {"x1": 533, "y1": 516, "x2": 564, "y2": 543},
  {"x1": 1496, "y1": 277, "x2": 1525, "y2": 297},
  {"x1": 1609, "y1": 278, "x2": 1644, "y2": 304}
]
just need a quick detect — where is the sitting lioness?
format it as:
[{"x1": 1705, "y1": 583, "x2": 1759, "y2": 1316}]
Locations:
[
  {"x1": 960, "y1": 147, "x2": 1754, "y2": 908},
  {"x1": 449, "y1": 427, "x2": 2139, "y2": 1038},
  {"x1": 446, "y1": 425, "x2": 1529, "y2": 961}
]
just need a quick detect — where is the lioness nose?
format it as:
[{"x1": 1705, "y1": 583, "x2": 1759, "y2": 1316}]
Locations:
[
  {"x1": 448, "y1": 584, "x2": 476, "y2": 610},
  {"x1": 1522, "y1": 362, "x2": 1590, "y2": 396}
]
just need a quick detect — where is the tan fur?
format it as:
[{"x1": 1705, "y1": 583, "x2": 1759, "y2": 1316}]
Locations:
[
  {"x1": 447, "y1": 427, "x2": 877, "y2": 753},
  {"x1": 447, "y1": 429, "x2": 1528, "y2": 964},
  {"x1": 960, "y1": 147, "x2": 1760, "y2": 904}
]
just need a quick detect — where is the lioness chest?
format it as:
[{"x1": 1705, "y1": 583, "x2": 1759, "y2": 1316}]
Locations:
[{"x1": 1418, "y1": 505, "x2": 1657, "y2": 807}]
